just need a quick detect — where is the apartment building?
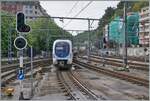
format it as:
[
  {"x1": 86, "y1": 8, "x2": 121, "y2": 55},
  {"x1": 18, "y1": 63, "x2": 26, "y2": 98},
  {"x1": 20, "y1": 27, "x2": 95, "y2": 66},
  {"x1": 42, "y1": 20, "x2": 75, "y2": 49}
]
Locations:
[
  {"x1": 22, "y1": 1, "x2": 48, "y2": 20},
  {"x1": 139, "y1": 6, "x2": 149, "y2": 46},
  {"x1": 1, "y1": 1, "x2": 48, "y2": 20},
  {"x1": 1, "y1": 1, "x2": 23, "y2": 14}
]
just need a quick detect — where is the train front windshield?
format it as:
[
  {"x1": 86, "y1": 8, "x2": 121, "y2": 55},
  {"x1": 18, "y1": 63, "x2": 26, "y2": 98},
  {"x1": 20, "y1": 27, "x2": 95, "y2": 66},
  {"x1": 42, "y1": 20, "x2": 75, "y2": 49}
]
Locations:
[{"x1": 55, "y1": 42, "x2": 70, "y2": 58}]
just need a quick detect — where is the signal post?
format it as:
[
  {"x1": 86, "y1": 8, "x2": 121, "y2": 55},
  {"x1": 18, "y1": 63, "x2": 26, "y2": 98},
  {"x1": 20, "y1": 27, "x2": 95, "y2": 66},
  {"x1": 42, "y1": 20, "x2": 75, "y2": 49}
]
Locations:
[{"x1": 14, "y1": 12, "x2": 31, "y2": 100}]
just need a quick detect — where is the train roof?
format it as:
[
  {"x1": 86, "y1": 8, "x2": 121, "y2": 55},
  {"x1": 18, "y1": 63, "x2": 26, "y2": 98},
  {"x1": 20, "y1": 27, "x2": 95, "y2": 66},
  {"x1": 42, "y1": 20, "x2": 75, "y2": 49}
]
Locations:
[{"x1": 53, "y1": 39, "x2": 72, "y2": 43}]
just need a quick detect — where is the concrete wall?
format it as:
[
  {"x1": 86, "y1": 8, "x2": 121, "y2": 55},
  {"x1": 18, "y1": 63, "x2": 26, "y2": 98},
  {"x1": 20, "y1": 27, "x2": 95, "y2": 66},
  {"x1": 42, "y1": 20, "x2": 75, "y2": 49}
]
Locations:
[
  {"x1": 119, "y1": 47, "x2": 149, "y2": 57},
  {"x1": 100, "y1": 47, "x2": 149, "y2": 57}
]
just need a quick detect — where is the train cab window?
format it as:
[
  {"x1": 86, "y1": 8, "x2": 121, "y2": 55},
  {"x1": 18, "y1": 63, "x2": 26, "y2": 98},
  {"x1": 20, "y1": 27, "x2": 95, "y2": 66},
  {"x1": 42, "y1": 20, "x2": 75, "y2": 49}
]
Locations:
[{"x1": 55, "y1": 42, "x2": 70, "y2": 57}]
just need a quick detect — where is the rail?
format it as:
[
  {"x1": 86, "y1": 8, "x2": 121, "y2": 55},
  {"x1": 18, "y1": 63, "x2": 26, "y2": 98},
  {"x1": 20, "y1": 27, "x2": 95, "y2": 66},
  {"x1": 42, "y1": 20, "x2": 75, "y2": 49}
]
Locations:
[{"x1": 73, "y1": 59, "x2": 149, "y2": 88}]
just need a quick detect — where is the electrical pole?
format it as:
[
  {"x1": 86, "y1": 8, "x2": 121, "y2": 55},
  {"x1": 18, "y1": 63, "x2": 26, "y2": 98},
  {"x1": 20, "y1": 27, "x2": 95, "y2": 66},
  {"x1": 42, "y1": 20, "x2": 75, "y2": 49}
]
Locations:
[
  {"x1": 123, "y1": 2, "x2": 129, "y2": 71},
  {"x1": 46, "y1": 18, "x2": 50, "y2": 57},
  {"x1": 88, "y1": 19, "x2": 90, "y2": 61},
  {"x1": 30, "y1": 46, "x2": 34, "y2": 98},
  {"x1": 8, "y1": 25, "x2": 12, "y2": 64},
  {"x1": 60, "y1": 18, "x2": 64, "y2": 39},
  {"x1": 19, "y1": 49, "x2": 24, "y2": 100}
]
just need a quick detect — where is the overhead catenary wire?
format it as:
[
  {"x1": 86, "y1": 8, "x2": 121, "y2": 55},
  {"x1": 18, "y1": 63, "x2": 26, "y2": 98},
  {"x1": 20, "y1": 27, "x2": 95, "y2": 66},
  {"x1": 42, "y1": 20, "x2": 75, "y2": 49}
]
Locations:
[
  {"x1": 63, "y1": 1, "x2": 93, "y2": 28},
  {"x1": 61, "y1": 1, "x2": 79, "y2": 35},
  {"x1": 65, "y1": 1, "x2": 79, "y2": 17}
]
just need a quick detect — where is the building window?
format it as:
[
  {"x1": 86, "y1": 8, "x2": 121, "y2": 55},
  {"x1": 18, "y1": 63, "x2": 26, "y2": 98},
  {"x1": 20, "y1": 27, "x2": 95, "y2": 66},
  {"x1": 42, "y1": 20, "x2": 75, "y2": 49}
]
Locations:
[
  {"x1": 35, "y1": 6, "x2": 37, "y2": 9},
  {"x1": 147, "y1": 13, "x2": 149, "y2": 17},
  {"x1": 11, "y1": 5, "x2": 14, "y2": 8},
  {"x1": 26, "y1": 5, "x2": 28, "y2": 8},
  {"x1": 30, "y1": 10, "x2": 33, "y2": 14},
  {"x1": 35, "y1": 11, "x2": 37, "y2": 14},
  {"x1": 29, "y1": 5, "x2": 32, "y2": 9},
  {"x1": 25, "y1": 10, "x2": 28, "y2": 14}
]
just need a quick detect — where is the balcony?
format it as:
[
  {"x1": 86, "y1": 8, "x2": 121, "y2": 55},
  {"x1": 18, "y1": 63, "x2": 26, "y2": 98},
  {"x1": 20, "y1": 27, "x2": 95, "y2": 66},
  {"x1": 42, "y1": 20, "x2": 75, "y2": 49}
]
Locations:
[
  {"x1": 139, "y1": 23, "x2": 150, "y2": 27},
  {"x1": 140, "y1": 11, "x2": 149, "y2": 16},
  {"x1": 139, "y1": 16, "x2": 149, "y2": 22},
  {"x1": 139, "y1": 30, "x2": 149, "y2": 33}
]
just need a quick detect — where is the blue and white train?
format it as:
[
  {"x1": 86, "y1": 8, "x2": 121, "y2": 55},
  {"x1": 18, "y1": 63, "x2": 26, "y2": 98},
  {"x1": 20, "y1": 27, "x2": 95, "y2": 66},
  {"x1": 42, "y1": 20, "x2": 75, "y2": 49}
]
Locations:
[{"x1": 52, "y1": 39, "x2": 73, "y2": 70}]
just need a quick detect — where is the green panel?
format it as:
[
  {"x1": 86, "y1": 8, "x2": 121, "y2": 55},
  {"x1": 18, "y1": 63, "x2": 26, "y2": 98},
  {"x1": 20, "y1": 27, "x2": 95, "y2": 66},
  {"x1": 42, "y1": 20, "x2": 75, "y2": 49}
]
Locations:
[
  {"x1": 108, "y1": 13, "x2": 139, "y2": 45},
  {"x1": 127, "y1": 12, "x2": 139, "y2": 45},
  {"x1": 109, "y1": 16, "x2": 123, "y2": 43}
]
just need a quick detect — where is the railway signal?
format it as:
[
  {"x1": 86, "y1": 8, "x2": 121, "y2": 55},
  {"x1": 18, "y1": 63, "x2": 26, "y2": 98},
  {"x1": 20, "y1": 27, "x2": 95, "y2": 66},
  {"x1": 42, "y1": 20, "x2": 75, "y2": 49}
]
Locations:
[
  {"x1": 103, "y1": 37, "x2": 107, "y2": 49},
  {"x1": 144, "y1": 48, "x2": 148, "y2": 63},
  {"x1": 16, "y1": 12, "x2": 30, "y2": 33},
  {"x1": 103, "y1": 37, "x2": 107, "y2": 44},
  {"x1": 14, "y1": 36, "x2": 27, "y2": 50},
  {"x1": 102, "y1": 37, "x2": 107, "y2": 66},
  {"x1": 144, "y1": 48, "x2": 147, "y2": 52},
  {"x1": 103, "y1": 37, "x2": 107, "y2": 51},
  {"x1": 14, "y1": 12, "x2": 34, "y2": 100}
]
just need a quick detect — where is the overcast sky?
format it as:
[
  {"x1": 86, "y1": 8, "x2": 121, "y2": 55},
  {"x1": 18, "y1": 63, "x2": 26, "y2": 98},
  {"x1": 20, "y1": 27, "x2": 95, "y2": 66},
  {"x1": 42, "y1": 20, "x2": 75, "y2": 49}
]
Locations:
[{"x1": 40, "y1": 1, "x2": 120, "y2": 35}]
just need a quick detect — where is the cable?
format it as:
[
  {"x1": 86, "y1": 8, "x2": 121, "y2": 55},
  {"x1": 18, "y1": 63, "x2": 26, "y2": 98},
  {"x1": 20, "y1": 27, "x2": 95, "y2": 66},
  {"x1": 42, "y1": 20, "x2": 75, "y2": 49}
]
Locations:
[
  {"x1": 64, "y1": 1, "x2": 93, "y2": 28},
  {"x1": 90, "y1": 20, "x2": 94, "y2": 28},
  {"x1": 63, "y1": 1, "x2": 93, "y2": 28},
  {"x1": 74, "y1": 1, "x2": 93, "y2": 18},
  {"x1": 65, "y1": 1, "x2": 79, "y2": 17}
]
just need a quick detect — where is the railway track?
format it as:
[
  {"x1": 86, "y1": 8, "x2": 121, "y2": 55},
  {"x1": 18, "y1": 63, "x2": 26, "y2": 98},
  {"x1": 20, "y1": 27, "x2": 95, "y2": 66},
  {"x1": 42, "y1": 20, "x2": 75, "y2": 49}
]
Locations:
[
  {"x1": 91, "y1": 55, "x2": 148, "y2": 66},
  {"x1": 56, "y1": 71, "x2": 76, "y2": 100},
  {"x1": 2, "y1": 58, "x2": 51, "y2": 73},
  {"x1": 1, "y1": 58, "x2": 51, "y2": 85},
  {"x1": 73, "y1": 59, "x2": 149, "y2": 88},
  {"x1": 91, "y1": 53, "x2": 149, "y2": 62},
  {"x1": 67, "y1": 71, "x2": 99, "y2": 100},
  {"x1": 79, "y1": 55, "x2": 149, "y2": 71},
  {"x1": 56, "y1": 70, "x2": 100, "y2": 100}
]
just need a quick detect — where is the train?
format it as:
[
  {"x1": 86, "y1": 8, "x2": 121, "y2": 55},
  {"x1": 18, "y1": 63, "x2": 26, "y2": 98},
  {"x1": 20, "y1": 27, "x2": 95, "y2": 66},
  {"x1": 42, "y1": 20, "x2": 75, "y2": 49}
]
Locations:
[{"x1": 52, "y1": 39, "x2": 73, "y2": 70}]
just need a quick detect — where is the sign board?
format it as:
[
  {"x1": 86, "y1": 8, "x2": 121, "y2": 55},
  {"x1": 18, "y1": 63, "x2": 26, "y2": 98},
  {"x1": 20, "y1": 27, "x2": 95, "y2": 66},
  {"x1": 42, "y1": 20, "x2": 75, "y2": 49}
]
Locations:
[{"x1": 17, "y1": 69, "x2": 25, "y2": 80}]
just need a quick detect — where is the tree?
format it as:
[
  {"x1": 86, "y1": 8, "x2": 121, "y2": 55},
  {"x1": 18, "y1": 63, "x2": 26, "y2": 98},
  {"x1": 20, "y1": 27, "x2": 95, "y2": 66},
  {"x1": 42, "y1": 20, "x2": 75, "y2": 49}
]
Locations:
[
  {"x1": 132, "y1": 3, "x2": 141, "y2": 11},
  {"x1": 71, "y1": 1, "x2": 149, "y2": 48},
  {"x1": 132, "y1": 1, "x2": 149, "y2": 12},
  {"x1": 1, "y1": 11, "x2": 17, "y2": 57},
  {"x1": 26, "y1": 17, "x2": 72, "y2": 52}
]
